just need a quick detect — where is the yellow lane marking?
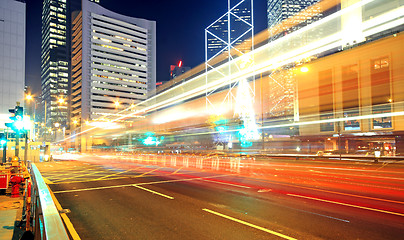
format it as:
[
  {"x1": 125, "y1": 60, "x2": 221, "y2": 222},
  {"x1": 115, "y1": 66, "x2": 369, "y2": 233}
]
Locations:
[
  {"x1": 43, "y1": 169, "x2": 95, "y2": 177},
  {"x1": 48, "y1": 186, "x2": 81, "y2": 240},
  {"x1": 172, "y1": 167, "x2": 183, "y2": 175},
  {"x1": 135, "y1": 174, "x2": 234, "y2": 186},
  {"x1": 287, "y1": 194, "x2": 404, "y2": 217},
  {"x1": 135, "y1": 167, "x2": 163, "y2": 178},
  {"x1": 43, "y1": 177, "x2": 54, "y2": 184},
  {"x1": 95, "y1": 168, "x2": 139, "y2": 180},
  {"x1": 202, "y1": 208, "x2": 297, "y2": 240},
  {"x1": 60, "y1": 214, "x2": 81, "y2": 240},
  {"x1": 53, "y1": 183, "x2": 134, "y2": 194},
  {"x1": 133, "y1": 185, "x2": 174, "y2": 199},
  {"x1": 51, "y1": 171, "x2": 109, "y2": 183},
  {"x1": 53, "y1": 174, "x2": 231, "y2": 193},
  {"x1": 55, "y1": 176, "x2": 129, "y2": 184}
]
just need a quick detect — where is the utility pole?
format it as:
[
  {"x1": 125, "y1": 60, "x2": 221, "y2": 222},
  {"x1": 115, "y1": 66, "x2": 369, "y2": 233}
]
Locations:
[
  {"x1": 2, "y1": 141, "x2": 6, "y2": 164},
  {"x1": 15, "y1": 103, "x2": 20, "y2": 159},
  {"x1": 24, "y1": 131, "x2": 28, "y2": 165}
]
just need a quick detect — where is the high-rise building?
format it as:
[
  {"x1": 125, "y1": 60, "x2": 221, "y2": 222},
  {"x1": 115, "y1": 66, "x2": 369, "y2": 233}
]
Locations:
[
  {"x1": 70, "y1": 0, "x2": 156, "y2": 126},
  {"x1": 40, "y1": 0, "x2": 69, "y2": 134},
  {"x1": 267, "y1": 0, "x2": 321, "y2": 31},
  {"x1": 207, "y1": 3, "x2": 252, "y2": 60},
  {"x1": 0, "y1": 0, "x2": 26, "y2": 119},
  {"x1": 265, "y1": 0, "x2": 322, "y2": 119}
]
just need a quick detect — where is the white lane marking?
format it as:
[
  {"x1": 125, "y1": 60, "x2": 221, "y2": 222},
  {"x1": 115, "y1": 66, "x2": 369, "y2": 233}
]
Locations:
[
  {"x1": 132, "y1": 185, "x2": 174, "y2": 199},
  {"x1": 53, "y1": 174, "x2": 232, "y2": 193},
  {"x1": 53, "y1": 184, "x2": 135, "y2": 194},
  {"x1": 202, "y1": 208, "x2": 297, "y2": 240},
  {"x1": 135, "y1": 174, "x2": 234, "y2": 186},
  {"x1": 287, "y1": 194, "x2": 404, "y2": 217}
]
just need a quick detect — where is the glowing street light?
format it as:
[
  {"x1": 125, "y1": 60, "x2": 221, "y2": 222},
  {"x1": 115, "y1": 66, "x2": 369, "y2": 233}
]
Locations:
[
  {"x1": 114, "y1": 101, "x2": 120, "y2": 108},
  {"x1": 300, "y1": 66, "x2": 309, "y2": 73},
  {"x1": 58, "y1": 98, "x2": 65, "y2": 104},
  {"x1": 25, "y1": 94, "x2": 33, "y2": 101}
]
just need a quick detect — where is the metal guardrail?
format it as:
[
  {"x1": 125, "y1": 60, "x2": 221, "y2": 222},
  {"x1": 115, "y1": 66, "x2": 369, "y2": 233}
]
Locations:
[{"x1": 30, "y1": 163, "x2": 69, "y2": 240}]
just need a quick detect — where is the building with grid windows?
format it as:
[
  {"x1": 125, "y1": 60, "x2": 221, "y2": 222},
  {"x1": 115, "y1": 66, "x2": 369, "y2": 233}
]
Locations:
[
  {"x1": 267, "y1": 0, "x2": 321, "y2": 30},
  {"x1": 206, "y1": 2, "x2": 252, "y2": 60},
  {"x1": 0, "y1": 0, "x2": 25, "y2": 118},
  {"x1": 40, "y1": 0, "x2": 69, "y2": 138},
  {"x1": 70, "y1": 0, "x2": 156, "y2": 129}
]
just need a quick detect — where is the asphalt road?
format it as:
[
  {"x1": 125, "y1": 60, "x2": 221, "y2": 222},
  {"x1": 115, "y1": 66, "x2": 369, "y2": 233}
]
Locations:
[{"x1": 35, "y1": 157, "x2": 404, "y2": 240}]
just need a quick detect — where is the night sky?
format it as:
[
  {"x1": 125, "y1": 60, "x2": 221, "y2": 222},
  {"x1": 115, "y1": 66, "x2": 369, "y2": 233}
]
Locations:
[{"x1": 25, "y1": 0, "x2": 268, "y2": 94}]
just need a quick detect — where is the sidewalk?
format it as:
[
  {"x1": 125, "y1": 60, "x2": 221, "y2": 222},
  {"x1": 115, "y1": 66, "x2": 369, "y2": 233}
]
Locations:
[{"x1": 0, "y1": 194, "x2": 24, "y2": 240}]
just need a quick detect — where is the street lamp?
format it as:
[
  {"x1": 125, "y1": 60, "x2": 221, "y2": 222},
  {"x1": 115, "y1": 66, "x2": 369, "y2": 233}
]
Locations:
[
  {"x1": 114, "y1": 100, "x2": 120, "y2": 108},
  {"x1": 300, "y1": 66, "x2": 309, "y2": 73},
  {"x1": 25, "y1": 94, "x2": 33, "y2": 101}
]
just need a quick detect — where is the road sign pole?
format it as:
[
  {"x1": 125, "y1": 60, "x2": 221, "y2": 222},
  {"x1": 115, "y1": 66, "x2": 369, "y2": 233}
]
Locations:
[
  {"x1": 24, "y1": 131, "x2": 28, "y2": 165},
  {"x1": 2, "y1": 140, "x2": 6, "y2": 164},
  {"x1": 15, "y1": 130, "x2": 19, "y2": 159}
]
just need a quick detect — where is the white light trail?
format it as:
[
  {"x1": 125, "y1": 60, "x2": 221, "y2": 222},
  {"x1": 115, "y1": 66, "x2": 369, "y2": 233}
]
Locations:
[{"x1": 59, "y1": 0, "x2": 403, "y2": 142}]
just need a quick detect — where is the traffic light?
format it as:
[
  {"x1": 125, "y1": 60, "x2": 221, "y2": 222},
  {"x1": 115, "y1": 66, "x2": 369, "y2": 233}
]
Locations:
[
  {"x1": 15, "y1": 106, "x2": 23, "y2": 118},
  {"x1": 0, "y1": 133, "x2": 6, "y2": 146},
  {"x1": 5, "y1": 106, "x2": 24, "y2": 131}
]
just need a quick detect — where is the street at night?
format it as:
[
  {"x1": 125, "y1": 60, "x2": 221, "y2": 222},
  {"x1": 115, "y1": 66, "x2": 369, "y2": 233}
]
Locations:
[
  {"x1": 2, "y1": 0, "x2": 404, "y2": 239},
  {"x1": 35, "y1": 157, "x2": 404, "y2": 239}
]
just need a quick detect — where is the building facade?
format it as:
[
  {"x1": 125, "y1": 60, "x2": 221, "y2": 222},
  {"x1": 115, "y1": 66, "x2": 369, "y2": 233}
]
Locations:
[
  {"x1": 206, "y1": 2, "x2": 252, "y2": 60},
  {"x1": 40, "y1": 0, "x2": 69, "y2": 138},
  {"x1": 71, "y1": 0, "x2": 156, "y2": 127},
  {"x1": 267, "y1": 0, "x2": 321, "y2": 30},
  {"x1": 0, "y1": 0, "x2": 25, "y2": 118}
]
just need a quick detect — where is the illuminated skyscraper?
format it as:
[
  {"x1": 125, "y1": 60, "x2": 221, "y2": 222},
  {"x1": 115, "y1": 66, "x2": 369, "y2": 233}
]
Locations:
[
  {"x1": 267, "y1": 0, "x2": 322, "y2": 39},
  {"x1": 206, "y1": 2, "x2": 252, "y2": 59},
  {"x1": 41, "y1": 0, "x2": 69, "y2": 132},
  {"x1": 265, "y1": 0, "x2": 322, "y2": 119},
  {"x1": 70, "y1": 0, "x2": 156, "y2": 126},
  {"x1": 267, "y1": 0, "x2": 321, "y2": 28}
]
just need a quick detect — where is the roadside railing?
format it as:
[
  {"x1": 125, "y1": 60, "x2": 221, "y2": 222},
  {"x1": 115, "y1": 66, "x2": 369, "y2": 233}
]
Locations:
[{"x1": 29, "y1": 163, "x2": 69, "y2": 240}]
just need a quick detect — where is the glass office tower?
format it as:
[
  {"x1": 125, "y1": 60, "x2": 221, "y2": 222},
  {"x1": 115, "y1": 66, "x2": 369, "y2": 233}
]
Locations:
[{"x1": 41, "y1": 0, "x2": 69, "y2": 139}]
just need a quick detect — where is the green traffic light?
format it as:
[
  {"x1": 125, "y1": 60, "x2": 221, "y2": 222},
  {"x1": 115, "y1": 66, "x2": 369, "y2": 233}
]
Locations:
[{"x1": 14, "y1": 120, "x2": 24, "y2": 130}]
